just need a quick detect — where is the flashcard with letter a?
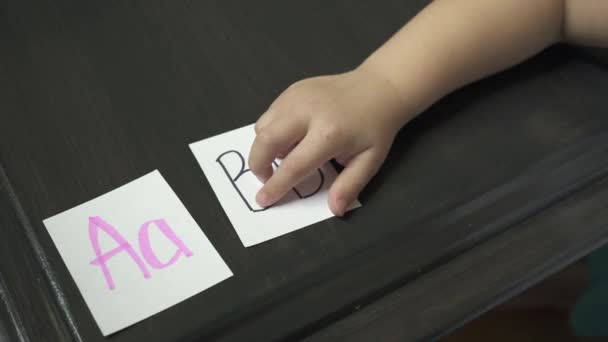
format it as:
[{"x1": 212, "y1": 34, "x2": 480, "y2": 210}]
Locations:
[
  {"x1": 189, "y1": 124, "x2": 360, "y2": 247},
  {"x1": 43, "y1": 170, "x2": 232, "y2": 336}
]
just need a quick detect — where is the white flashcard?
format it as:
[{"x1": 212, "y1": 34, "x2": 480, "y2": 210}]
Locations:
[
  {"x1": 43, "y1": 170, "x2": 232, "y2": 336},
  {"x1": 189, "y1": 124, "x2": 361, "y2": 247}
]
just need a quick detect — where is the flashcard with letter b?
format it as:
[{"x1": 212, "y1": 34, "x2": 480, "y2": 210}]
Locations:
[{"x1": 189, "y1": 124, "x2": 360, "y2": 247}]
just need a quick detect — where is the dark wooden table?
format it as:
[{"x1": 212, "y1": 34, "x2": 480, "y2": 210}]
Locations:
[{"x1": 2, "y1": 1, "x2": 608, "y2": 341}]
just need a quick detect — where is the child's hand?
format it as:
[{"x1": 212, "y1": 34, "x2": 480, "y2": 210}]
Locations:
[
  {"x1": 248, "y1": 66, "x2": 412, "y2": 216},
  {"x1": 250, "y1": 0, "x2": 607, "y2": 216}
]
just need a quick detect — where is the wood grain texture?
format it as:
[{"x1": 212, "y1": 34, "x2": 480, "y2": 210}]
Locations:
[
  {"x1": 0, "y1": 168, "x2": 76, "y2": 342},
  {"x1": 1, "y1": 0, "x2": 608, "y2": 341},
  {"x1": 0, "y1": 272, "x2": 21, "y2": 342},
  {"x1": 305, "y1": 177, "x2": 608, "y2": 342}
]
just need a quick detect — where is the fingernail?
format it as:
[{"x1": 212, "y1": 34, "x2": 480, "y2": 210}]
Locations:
[
  {"x1": 256, "y1": 190, "x2": 273, "y2": 207},
  {"x1": 334, "y1": 198, "x2": 347, "y2": 217}
]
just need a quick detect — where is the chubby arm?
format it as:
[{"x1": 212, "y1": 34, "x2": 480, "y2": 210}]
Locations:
[
  {"x1": 249, "y1": 0, "x2": 608, "y2": 216},
  {"x1": 362, "y1": 0, "x2": 608, "y2": 117}
]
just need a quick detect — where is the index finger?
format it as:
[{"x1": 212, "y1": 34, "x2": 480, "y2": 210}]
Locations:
[
  {"x1": 248, "y1": 118, "x2": 306, "y2": 182},
  {"x1": 255, "y1": 133, "x2": 335, "y2": 207}
]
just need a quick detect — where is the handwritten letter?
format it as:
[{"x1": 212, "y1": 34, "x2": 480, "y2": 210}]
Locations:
[
  {"x1": 43, "y1": 171, "x2": 232, "y2": 336},
  {"x1": 190, "y1": 124, "x2": 361, "y2": 247}
]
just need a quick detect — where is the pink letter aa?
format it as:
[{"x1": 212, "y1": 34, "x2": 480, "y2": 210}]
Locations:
[{"x1": 88, "y1": 216, "x2": 193, "y2": 290}]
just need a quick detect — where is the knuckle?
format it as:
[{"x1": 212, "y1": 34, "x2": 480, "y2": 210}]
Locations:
[
  {"x1": 282, "y1": 79, "x2": 315, "y2": 101},
  {"x1": 280, "y1": 83, "x2": 300, "y2": 100},
  {"x1": 254, "y1": 117, "x2": 273, "y2": 135},
  {"x1": 317, "y1": 121, "x2": 343, "y2": 141},
  {"x1": 255, "y1": 129, "x2": 277, "y2": 147},
  {"x1": 287, "y1": 80, "x2": 305, "y2": 91},
  {"x1": 254, "y1": 121, "x2": 262, "y2": 134}
]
